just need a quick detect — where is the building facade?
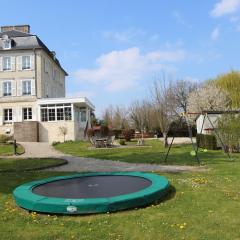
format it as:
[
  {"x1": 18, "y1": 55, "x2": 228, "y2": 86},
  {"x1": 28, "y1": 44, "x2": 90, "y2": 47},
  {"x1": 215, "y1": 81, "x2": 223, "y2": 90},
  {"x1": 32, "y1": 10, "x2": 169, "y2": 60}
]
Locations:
[{"x1": 0, "y1": 25, "x2": 94, "y2": 142}]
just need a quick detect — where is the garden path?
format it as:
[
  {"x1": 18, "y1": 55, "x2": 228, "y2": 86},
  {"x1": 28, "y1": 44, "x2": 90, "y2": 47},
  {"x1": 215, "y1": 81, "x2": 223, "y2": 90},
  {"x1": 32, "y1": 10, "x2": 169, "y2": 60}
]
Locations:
[{"x1": 18, "y1": 142, "x2": 205, "y2": 173}]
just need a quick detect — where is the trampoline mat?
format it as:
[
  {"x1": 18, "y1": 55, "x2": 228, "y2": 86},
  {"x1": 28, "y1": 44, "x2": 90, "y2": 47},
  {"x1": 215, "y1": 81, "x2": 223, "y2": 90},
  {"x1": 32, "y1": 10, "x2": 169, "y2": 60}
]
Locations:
[{"x1": 32, "y1": 175, "x2": 152, "y2": 198}]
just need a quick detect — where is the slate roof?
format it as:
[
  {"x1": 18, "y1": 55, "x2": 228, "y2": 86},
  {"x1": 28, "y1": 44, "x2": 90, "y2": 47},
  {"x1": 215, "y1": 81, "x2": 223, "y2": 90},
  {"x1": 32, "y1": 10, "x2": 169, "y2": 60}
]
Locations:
[{"x1": 0, "y1": 30, "x2": 68, "y2": 75}]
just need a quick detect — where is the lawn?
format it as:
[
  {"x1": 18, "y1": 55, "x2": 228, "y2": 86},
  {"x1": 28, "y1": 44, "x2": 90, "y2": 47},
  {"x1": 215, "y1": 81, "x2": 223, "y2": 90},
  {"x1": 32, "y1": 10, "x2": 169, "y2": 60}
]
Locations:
[
  {"x1": 1, "y1": 160, "x2": 240, "y2": 239},
  {"x1": 0, "y1": 143, "x2": 25, "y2": 156},
  {"x1": 1, "y1": 143, "x2": 240, "y2": 239},
  {"x1": 0, "y1": 158, "x2": 67, "y2": 172},
  {"x1": 54, "y1": 139, "x2": 235, "y2": 165}
]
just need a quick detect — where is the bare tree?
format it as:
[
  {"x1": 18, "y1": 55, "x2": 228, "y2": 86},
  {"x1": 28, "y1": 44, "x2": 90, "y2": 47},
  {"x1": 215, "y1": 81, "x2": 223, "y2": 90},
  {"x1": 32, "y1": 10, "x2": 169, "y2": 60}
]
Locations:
[
  {"x1": 187, "y1": 83, "x2": 232, "y2": 113},
  {"x1": 172, "y1": 79, "x2": 198, "y2": 114},
  {"x1": 59, "y1": 126, "x2": 68, "y2": 142},
  {"x1": 129, "y1": 100, "x2": 150, "y2": 145},
  {"x1": 102, "y1": 105, "x2": 114, "y2": 126},
  {"x1": 152, "y1": 78, "x2": 177, "y2": 147}
]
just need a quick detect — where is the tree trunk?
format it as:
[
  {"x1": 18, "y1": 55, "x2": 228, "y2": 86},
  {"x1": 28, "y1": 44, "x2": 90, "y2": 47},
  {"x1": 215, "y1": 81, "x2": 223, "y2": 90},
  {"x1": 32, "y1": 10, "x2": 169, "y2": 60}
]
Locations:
[{"x1": 163, "y1": 132, "x2": 168, "y2": 148}]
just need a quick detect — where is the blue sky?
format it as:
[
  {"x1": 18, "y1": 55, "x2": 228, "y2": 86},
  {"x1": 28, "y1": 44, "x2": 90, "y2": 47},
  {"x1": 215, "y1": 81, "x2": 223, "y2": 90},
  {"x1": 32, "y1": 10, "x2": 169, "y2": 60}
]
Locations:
[{"x1": 1, "y1": 0, "x2": 240, "y2": 116}]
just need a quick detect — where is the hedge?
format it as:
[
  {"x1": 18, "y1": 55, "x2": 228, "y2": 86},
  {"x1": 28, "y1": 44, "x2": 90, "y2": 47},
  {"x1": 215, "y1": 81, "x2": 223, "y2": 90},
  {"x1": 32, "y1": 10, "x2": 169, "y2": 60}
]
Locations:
[{"x1": 196, "y1": 134, "x2": 217, "y2": 150}]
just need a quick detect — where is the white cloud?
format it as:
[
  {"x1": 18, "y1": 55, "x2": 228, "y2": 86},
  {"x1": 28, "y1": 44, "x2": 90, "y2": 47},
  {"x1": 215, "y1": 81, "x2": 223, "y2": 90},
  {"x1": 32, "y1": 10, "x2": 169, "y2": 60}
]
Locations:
[
  {"x1": 74, "y1": 47, "x2": 187, "y2": 92},
  {"x1": 211, "y1": 0, "x2": 240, "y2": 17},
  {"x1": 103, "y1": 28, "x2": 145, "y2": 42},
  {"x1": 211, "y1": 27, "x2": 220, "y2": 40}
]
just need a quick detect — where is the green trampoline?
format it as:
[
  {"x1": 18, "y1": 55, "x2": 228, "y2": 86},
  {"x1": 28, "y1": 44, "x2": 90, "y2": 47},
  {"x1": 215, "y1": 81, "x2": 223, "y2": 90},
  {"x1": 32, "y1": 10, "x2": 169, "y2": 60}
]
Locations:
[{"x1": 13, "y1": 172, "x2": 169, "y2": 214}]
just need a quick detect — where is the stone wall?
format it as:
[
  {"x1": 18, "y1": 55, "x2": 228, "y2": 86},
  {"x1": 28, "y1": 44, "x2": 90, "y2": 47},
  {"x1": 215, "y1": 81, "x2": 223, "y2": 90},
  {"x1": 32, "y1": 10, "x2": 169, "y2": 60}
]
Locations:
[{"x1": 14, "y1": 121, "x2": 39, "y2": 142}]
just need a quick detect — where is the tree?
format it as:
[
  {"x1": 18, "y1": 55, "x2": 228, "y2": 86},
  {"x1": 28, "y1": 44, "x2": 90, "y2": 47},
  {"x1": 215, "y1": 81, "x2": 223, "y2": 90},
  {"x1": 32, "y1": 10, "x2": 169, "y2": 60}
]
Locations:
[
  {"x1": 129, "y1": 100, "x2": 149, "y2": 145},
  {"x1": 102, "y1": 105, "x2": 129, "y2": 129},
  {"x1": 187, "y1": 83, "x2": 231, "y2": 113},
  {"x1": 59, "y1": 126, "x2": 68, "y2": 142},
  {"x1": 102, "y1": 105, "x2": 114, "y2": 126},
  {"x1": 152, "y1": 78, "x2": 177, "y2": 147},
  {"x1": 215, "y1": 70, "x2": 240, "y2": 109},
  {"x1": 218, "y1": 114, "x2": 240, "y2": 153},
  {"x1": 172, "y1": 79, "x2": 198, "y2": 114}
]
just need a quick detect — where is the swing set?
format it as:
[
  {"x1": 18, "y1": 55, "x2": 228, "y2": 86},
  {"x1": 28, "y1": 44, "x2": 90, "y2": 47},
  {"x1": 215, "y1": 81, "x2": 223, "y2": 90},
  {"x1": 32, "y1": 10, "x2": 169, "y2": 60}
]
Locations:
[{"x1": 164, "y1": 111, "x2": 235, "y2": 164}]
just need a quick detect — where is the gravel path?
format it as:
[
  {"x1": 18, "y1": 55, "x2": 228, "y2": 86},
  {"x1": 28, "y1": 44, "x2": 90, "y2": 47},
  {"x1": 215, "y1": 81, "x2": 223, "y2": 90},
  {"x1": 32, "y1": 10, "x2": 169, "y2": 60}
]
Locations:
[{"x1": 18, "y1": 142, "x2": 205, "y2": 173}]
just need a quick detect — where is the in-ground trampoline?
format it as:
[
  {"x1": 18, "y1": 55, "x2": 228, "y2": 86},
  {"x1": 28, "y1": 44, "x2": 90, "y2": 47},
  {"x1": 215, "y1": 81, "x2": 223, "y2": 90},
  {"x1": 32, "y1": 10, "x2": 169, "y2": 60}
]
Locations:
[{"x1": 13, "y1": 172, "x2": 169, "y2": 214}]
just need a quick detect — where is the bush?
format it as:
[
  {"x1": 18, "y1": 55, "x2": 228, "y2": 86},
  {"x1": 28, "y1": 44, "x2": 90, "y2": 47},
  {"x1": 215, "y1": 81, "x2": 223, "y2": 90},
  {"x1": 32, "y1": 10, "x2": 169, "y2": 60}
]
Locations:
[
  {"x1": 100, "y1": 125, "x2": 109, "y2": 137},
  {"x1": 52, "y1": 141, "x2": 60, "y2": 146},
  {"x1": 119, "y1": 139, "x2": 126, "y2": 145},
  {"x1": 122, "y1": 129, "x2": 133, "y2": 141},
  {"x1": 87, "y1": 128, "x2": 94, "y2": 138},
  {"x1": 196, "y1": 134, "x2": 217, "y2": 150},
  {"x1": 0, "y1": 134, "x2": 12, "y2": 144},
  {"x1": 112, "y1": 129, "x2": 122, "y2": 139}
]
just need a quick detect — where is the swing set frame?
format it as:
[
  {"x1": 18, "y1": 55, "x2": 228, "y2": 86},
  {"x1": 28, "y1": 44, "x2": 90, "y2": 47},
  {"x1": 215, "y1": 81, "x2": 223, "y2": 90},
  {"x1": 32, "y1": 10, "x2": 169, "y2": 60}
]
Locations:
[{"x1": 164, "y1": 111, "x2": 236, "y2": 164}]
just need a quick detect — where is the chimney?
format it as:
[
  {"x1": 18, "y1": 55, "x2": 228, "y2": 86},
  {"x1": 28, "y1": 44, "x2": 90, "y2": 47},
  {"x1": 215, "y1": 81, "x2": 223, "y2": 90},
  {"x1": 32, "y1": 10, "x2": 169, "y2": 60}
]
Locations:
[{"x1": 0, "y1": 25, "x2": 30, "y2": 33}]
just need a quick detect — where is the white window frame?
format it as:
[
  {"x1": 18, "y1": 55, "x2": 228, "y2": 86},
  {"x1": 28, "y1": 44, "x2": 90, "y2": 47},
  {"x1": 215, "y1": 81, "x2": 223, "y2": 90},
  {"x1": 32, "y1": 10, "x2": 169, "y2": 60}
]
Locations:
[
  {"x1": 3, "y1": 81, "x2": 12, "y2": 97},
  {"x1": 22, "y1": 80, "x2": 32, "y2": 95},
  {"x1": 2, "y1": 40, "x2": 11, "y2": 50},
  {"x1": 4, "y1": 109, "x2": 13, "y2": 123},
  {"x1": 40, "y1": 104, "x2": 72, "y2": 122},
  {"x1": 23, "y1": 107, "x2": 32, "y2": 121},
  {"x1": 2, "y1": 56, "x2": 11, "y2": 71},
  {"x1": 22, "y1": 56, "x2": 31, "y2": 70}
]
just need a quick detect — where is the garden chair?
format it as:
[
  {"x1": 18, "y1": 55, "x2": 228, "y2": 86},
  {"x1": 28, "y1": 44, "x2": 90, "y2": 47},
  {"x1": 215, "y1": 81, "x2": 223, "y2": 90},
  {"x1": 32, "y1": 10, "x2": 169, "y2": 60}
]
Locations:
[{"x1": 89, "y1": 137, "x2": 96, "y2": 147}]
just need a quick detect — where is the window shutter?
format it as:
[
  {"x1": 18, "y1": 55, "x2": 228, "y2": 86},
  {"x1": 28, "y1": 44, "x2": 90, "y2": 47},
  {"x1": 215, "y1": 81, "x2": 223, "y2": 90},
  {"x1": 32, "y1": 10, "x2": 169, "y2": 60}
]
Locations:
[
  {"x1": 0, "y1": 109, "x2": 3, "y2": 126},
  {"x1": 0, "y1": 81, "x2": 2, "y2": 97},
  {"x1": 32, "y1": 107, "x2": 36, "y2": 121},
  {"x1": 11, "y1": 56, "x2": 15, "y2": 71},
  {"x1": 12, "y1": 108, "x2": 16, "y2": 122},
  {"x1": 31, "y1": 79, "x2": 36, "y2": 96},
  {"x1": 18, "y1": 108, "x2": 23, "y2": 122},
  {"x1": 17, "y1": 80, "x2": 22, "y2": 96},
  {"x1": 11, "y1": 80, "x2": 16, "y2": 96},
  {"x1": 30, "y1": 55, "x2": 35, "y2": 70},
  {"x1": 17, "y1": 56, "x2": 22, "y2": 71},
  {"x1": 0, "y1": 57, "x2": 2, "y2": 71}
]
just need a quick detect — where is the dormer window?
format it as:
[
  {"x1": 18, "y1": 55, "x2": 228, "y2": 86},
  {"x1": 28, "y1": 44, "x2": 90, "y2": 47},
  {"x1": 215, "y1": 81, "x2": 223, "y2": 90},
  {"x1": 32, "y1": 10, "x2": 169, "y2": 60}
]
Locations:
[{"x1": 3, "y1": 40, "x2": 11, "y2": 49}]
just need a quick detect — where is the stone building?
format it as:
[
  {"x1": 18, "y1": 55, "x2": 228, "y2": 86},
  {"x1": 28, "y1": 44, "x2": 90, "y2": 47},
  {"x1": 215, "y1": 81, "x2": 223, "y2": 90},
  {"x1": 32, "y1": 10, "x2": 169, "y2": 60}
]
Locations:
[{"x1": 0, "y1": 25, "x2": 94, "y2": 142}]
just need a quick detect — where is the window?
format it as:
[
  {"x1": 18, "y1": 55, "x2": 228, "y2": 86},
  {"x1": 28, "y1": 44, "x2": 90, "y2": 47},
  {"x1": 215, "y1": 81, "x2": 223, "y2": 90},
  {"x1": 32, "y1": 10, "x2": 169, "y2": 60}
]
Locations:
[
  {"x1": 23, "y1": 108, "x2": 32, "y2": 120},
  {"x1": 80, "y1": 109, "x2": 87, "y2": 122},
  {"x1": 3, "y1": 57, "x2": 11, "y2": 71},
  {"x1": 22, "y1": 80, "x2": 31, "y2": 95},
  {"x1": 3, "y1": 81, "x2": 11, "y2": 96},
  {"x1": 22, "y1": 56, "x2": 31, "y2": 70},
  {"x1": 57, "y1": 108, "x2": 64, "y2": 120},
  {"x1": 4, "y1": 109, "x2": 12, "y2": 122},
  {"x1": 48, "y1": 108, "x2": 56, "y2": 121},
  {"x1": 41, "y1": 108, "x2": 48, "y2": 122},
  {"x1": 44, "y1": 59, "x2": 49, "y2": 73},
  {"x1": 40, "y1": 104, "x2": 72, "y2": 122},
  {"x1": 52, "y1": 69, "x2": 57, "y2": 80},
  {"x1": 2, "y1": 40, "x2": 11, "y2": 50},
  {"x1": 64, "y1": 107, "x2": 72, "y2": 120}
]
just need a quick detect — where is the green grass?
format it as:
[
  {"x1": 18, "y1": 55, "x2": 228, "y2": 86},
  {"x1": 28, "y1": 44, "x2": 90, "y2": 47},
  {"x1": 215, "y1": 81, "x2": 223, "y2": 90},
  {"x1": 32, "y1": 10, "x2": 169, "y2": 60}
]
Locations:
[
  {"x1": 54, "y1": 139, "x2": 235, "y2": 165},
  {"x1": 0, "y1": 158, "x2": 66, "y2": 172},
  {"x1": 1, "y1": 160, "x2": 240, "y2": 239},
  {"x1": 0, "y1": 144, "x2": 25, "y2": 156},
  {"x1": 1, "y1": 142, "x2": 240, "y2": 239}
]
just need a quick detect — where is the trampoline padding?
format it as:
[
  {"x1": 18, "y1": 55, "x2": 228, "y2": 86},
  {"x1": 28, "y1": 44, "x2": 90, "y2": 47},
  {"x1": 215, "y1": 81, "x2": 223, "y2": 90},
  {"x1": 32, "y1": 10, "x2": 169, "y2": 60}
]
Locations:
[{"x1": 13, "y1": 172, "x2": 169, "y2": 214}]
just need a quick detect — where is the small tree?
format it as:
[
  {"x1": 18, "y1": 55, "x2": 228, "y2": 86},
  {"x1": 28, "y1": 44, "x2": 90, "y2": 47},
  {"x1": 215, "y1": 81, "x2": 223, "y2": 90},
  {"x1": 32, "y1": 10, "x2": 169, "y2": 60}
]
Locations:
[
  {"x1": 59, "y1": 126, "x2": 68, "y2": 142},
  {"x1": 172, "y1": 79, "x2": 198, "y2": 114},
  {"x1": 218, "y1": 114, "x2": 240, "y2": 153},
  {"x1": 152, "y1": 77, "x2": 177, "y2": 147}
]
